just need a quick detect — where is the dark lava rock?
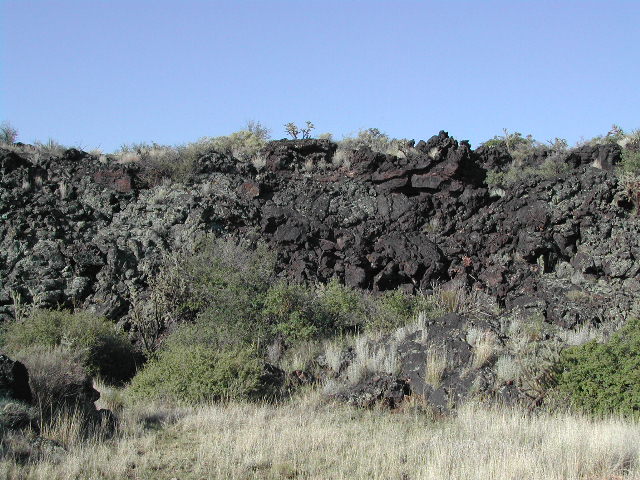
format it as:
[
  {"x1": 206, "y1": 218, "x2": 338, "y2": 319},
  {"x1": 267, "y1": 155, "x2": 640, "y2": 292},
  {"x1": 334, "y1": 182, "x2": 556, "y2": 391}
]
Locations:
[
  {"x1": 0, "y1": 133, "x2": 638, "y2": 353},
  {"x1": 0, "y1": 355, "x2": 32, "y2": 403},
  {"x1": 337, "y1": 374, "x2": 411, "y2": 409}
]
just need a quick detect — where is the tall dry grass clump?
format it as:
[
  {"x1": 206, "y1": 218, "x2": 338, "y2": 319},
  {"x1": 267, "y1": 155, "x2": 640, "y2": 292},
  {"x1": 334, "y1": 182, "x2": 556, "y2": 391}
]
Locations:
[{"x1": 2, "y1": 395, "x2": 639, "y2": 479}]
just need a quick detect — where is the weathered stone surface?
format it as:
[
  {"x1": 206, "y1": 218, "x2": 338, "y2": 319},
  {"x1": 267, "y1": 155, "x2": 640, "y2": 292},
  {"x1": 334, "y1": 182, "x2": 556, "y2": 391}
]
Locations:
[
  {"x1": 0, "y1": 132, "x2": 638, "y2": 341},
  {"x1": 336, "y1": 374, "x2": 411, "y2": 409}
]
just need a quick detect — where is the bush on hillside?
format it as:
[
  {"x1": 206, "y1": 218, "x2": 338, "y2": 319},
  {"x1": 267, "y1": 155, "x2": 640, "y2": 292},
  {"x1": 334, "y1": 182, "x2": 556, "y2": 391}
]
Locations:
[
  {"x1": 338, "y1": 128, "x2": 413, "y2": 158},
  {"x1": 182, "y1": 121, "x2": 270, "y2": 164},
  {"x1": 365, "y1": 289, "x2": 441, "y2": 332},
  {"x1": 555, "y1": 317, "x2": 640, "y2": 417},
  {"x1": 0, "y1": 122, "x2": 18, "y2": 144},
  {"x1": 621, "y1": 145, "x2": 640, "y2": 176},
  {"x1": 182, "y1": 236, "x2": 275, "y2": 311},
  {"x1": 128, "y1": 344, "x2": 264, "y2": 404},
  {"x1": 315, "y1": 279, "x2": 369, "y2": 333},
  {"x1": 263, "y1": 282, "x2": 323, "y2": 343},
  {"x1": 2, "y1": 309, "x2": 137, "y2": 384}
]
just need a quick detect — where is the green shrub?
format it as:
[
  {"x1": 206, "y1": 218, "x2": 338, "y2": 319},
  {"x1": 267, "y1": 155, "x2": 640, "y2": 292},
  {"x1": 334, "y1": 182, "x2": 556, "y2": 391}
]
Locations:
[
  {"x1": 315, "y1": 279, "x2": 368, "y2": 332},
  {"x1": 480, "y1": 130, "x2": 550, "y2": 164},
  {"x1": 128, "y1": 344, "x2": 264, "y2": 404},
  {"x1": 2, "y1": 310, "x2": 137, "y2": 384},
  {"x1": 261, "y1": 279, "x2": 369, "y2": 344},
  {"x1": 183, "y1": 236, "x2": 275, "y2": 312},
  {"x1": 555, "y1": 317, "x2": 640, "y2": 417},
  {"x1": 140, "y1": 237, "x2": 277, "y2": 352},
  {"x1": 485, "y1": 170, "x2": 506, "y2": 188},
  {"x1": 263, "y1": 282, "x2": 320, "y2": 343},
  {"x1": 367, "y1": 290, "x2": 423, "y2": 332},
  {"x1": 621, "y1": 149, "x2": 640, "y2": 176},
  {"x1": 168, "y1": 297, "x2": 269, "y2": 351}
]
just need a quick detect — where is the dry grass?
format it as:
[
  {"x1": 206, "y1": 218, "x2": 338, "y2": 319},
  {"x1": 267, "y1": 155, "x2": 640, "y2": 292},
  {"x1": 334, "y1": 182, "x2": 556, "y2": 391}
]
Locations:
[
  {"x1": 424, "y1": 345, "x2": 448, "y2": 388},
  {"x1": 428, "y1": 280, "x2": 498, "y2": 319},
  {"x1": 467, "y1": 327, "x2": 500, "y2": 369},
  {"x1": 2, "y1": 392, "x2": 639, "y2": 479},
  {"x1": 346, "y1": 335, "x2": 400, "y2": 384}
]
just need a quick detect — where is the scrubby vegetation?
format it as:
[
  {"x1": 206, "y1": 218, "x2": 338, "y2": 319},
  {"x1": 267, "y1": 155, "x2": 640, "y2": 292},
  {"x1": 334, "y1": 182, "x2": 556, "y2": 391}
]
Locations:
[
  {"x1": 556, "y1": 316, "x2": 640, "y2": 417},
  {"x1": 2, "y1": 123, "x2": 640, "y2": 476},
  {"x1": 114, "y1": 121, "x2": 271, "y2": 184},
  {"x1": 2, "y1": 309, "x2": 137, "y2": 385},
  {"x1": 0, "y1": 122, "x2": 18, "y2": 144},
  {"x1": 128, "y1": 344, "x2": 265, "y2": 404}
]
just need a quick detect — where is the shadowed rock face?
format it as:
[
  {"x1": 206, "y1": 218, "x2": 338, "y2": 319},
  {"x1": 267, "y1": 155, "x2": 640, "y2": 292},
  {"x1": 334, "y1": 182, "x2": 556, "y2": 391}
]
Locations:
[{"x1": 0, "y1": 132, "x2": 637, "y2": 334}]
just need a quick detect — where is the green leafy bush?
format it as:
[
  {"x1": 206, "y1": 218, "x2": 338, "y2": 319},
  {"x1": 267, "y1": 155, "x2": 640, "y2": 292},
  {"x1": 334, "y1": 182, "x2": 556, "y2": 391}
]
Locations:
[
  {"x1": 366, "y1": 290, "x2": 423, "y2": 332},
  {"x1": 315, "y1": 279, "x2": 368, "y2": 332},
  {"x1": 263, "y1": 282, "x2": 321, "y2": 343},
  {"x1": 262, "y1": 279, "x2": 369, "y2": 344},
  {"x1": 2, "y1": 310, "x2": 137, "y2": 384},
  {"x1": 621, "y1": 148, "x2": 640, "y2": 176},
  {"x1": 183, "y1": 236, "x2": 275, "y2": 312},
  {"x1": 128, "y1": 344, "x2": 264, "y2": 404},
  {"x1": 556, "y1": 317, "x2": 640, "y2": 417}
]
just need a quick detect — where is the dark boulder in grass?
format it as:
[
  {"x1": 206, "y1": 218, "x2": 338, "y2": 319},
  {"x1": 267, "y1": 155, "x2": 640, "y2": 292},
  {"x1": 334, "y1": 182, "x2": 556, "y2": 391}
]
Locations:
[
  {"x1": 0, "y1": 354, "x2": 32, "y2": 403},
  {"x1": 336, "y1": 374, "x2": 412, "y2": 409}
]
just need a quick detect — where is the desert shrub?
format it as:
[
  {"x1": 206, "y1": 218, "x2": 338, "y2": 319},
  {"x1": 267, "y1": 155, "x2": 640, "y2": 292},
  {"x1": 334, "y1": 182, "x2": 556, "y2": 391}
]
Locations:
[
  {"x1": 117, "y1": 143, "x2": 194, "y2": 184},
  {"x1": 285, "y1": 121, "x2": 315, "y2": 140},
  {"x1": 338, "y1": 128, "x2": 413, "y2": 158},
  {"x1": 154, "y1": 237, "x2": 276, "y2": 350},
  {"x1": 32, "y1": 139, "x2": 66, "y2": 158},
  {"x1": 2, "y1": 309, "x2": 137, "y2": 384},
  {"x1": 183, "y1": 121, "x2": 270, "y2": 163},
  {"x1": 555, "y1": 317, "x2": 640, "y2": 417},
  {"x1": 538, "y1": 157, "x2": 570, "y2": 178},
  {"x1": 481, "y1": 130, "x2": 542, "y2": 162},
  {"x1": 485, "y1": 169, "x2": 506, "y2": 188},
  {"x1": 128, "y1": 344, "x2": 264, "y2": 404},
  {"x1": 262, "y1": 282, "x2": 321, "y2": 343},
  {"x1": 183, "y1": 236, "x2": 275, "y2": 311},
  {"x1": 261, "y1": 279, "x2": 370, "y2": 344},
  {"x1": 129, "y1": 252, "x2": 196, "y2": 355},
  {"x1": 367, "y1": 290, "x2": 417, "y2": 332},
  {"x1": 621, "y1": 146, "x2": 640, "y2": 176},
  {"x1": 169, "y1": 296, "x2": 269, "y2": 351},
  {"x1": 0, "y1": 122, "x2": 18, "y2": 144},
  {"x1": 315, "y1": 279, "x2": 369, "y2": 333}
]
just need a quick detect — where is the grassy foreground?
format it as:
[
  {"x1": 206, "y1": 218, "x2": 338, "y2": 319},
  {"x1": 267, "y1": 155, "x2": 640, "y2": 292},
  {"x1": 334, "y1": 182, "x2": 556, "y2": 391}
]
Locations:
[{"x1": 1, "y1": 389, "x2": 639, "y2": 480}]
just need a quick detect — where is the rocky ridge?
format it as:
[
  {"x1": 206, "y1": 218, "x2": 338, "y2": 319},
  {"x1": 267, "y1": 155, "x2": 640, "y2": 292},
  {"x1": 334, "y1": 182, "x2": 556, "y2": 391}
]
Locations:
[{"x1": 1, "y1": 132, "x2": 639, "y2": 409}]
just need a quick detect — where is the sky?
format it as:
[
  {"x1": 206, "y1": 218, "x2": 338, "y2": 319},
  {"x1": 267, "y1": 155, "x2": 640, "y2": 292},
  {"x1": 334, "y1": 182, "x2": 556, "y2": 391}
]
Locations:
[{"x1": 1, "y1": 0, "x2": 639, "y2": 152}]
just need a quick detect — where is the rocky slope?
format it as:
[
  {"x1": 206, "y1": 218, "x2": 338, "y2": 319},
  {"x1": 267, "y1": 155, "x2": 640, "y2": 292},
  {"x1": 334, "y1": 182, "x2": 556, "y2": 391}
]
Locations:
[
  {"x1": 1, "y1": 132, "x2": 639, "y2": 409},
  {"x1": 2, "y1": 132, "x2": 637, "y2": 325}
]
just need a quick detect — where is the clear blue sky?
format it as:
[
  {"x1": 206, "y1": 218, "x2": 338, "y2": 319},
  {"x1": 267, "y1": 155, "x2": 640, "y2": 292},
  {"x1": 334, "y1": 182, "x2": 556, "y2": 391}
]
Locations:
[{"x1": 1, "y1": 1, "x2": 639, "y2": 152}]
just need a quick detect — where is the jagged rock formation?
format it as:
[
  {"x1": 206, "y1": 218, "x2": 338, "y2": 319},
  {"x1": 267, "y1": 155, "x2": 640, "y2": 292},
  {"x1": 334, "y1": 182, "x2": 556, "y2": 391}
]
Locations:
[{"x1": 1, "y1": 132, "x2": 637, "y2": 332}]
